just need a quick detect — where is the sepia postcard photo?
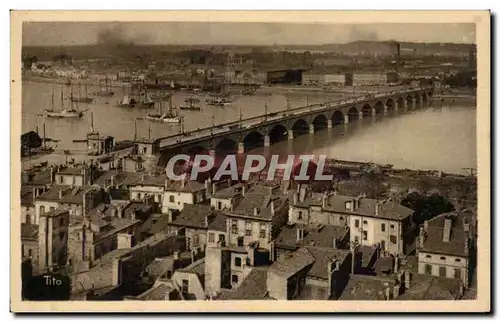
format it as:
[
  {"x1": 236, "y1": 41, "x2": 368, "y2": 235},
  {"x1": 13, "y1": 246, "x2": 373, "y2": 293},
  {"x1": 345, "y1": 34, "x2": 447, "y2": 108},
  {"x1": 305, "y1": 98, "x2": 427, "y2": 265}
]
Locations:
[{"x1": 10, "y1": 10, "x2": 490, "y2": 313}]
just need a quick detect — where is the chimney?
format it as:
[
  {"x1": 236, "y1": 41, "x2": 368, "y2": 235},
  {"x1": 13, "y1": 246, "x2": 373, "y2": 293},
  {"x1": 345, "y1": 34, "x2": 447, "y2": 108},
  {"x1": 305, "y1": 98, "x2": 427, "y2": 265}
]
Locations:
[
  {"x1": 173, "y1": 251, "x2": 179, "y2": 260},
  {"x1": 269, "y1": 240, "x2": 275, "y2": 262},
  {"x1": 191, "y1": 249, "x2": 195, "y2": 263},
  {"x1": 110, "y1": 175, "x2": 115, "y2": 188},
  {"x1": 418, "y1": 227, "x2": 425, "y2": 248},
  {"x1": 322, "y1": 193, "x2": 328, "y2": 208},
  {"x1": 424, "y1": 220, "x2": 429, "y2": 231},
  {"x1": 212, "y1": 182, "x2": 217, "y2": 194},
  {"x1": 296, "y1": 227, "x2": 303, "y2": 241},
  {"x1": 375, "y1": 202, "x2": 380, "y2": 216},
  {"x1": 242, "y1": 185, "x2": 246, "y2": 196},
  {"x1": 50, "y1": 166, "x2": 55, "y2": 183},
  {"x1": 270, "y1": 200, "x2": 275, "y2": 215},
  {"x1": 253, "y1": 207, "x2": 258, "y2": 216},
  {"x1": 463, "y1": 218, "x2": 470, "y2": 233},
  {"x1": 393, "y1": 285, "x2": 400, "y2": 299},
  {"x1": 328, "y1": 261, "x2": 334, "y2": 299},
  {"x1": 204, "y1": 214, "x2": 209, "y2": 228},
  {"x1": 459, "y1": 284, "x2": 464, "y2": 297},
  {"x1": 204, "y1": 179, "x2": 208, "y2": 190},
  {"x1": 332, "y1": 238, "x2": 337, "y2": 249},
  {"x1": 228, "y1": 178, "x2": 232, "y2": 188},
  {"x1": 58, "y1": 189, "x2": 63, "y2": 199},
  {"x1": 394, "y1": 255, "x2": 399, "y2": 273},
  {"x1": 293, "y1": 192, "x2": 298, "y2": 205},
  {"x1": 141, "y1": 174, "x2": 145, "y2": 182},
  {"x1": 385, "y1": 287, "x2": 392, "y2": 300},
  {"x1": 404, "y1": 271, "x2": 411, "y2": 289},
  {"x1": 111, "y1": 258, "x2": 122, "y2": 286},
  {"x1": 117, "y1": 205, "x2": 123, "y2": 218},
  {"x1": 181, "y1": 178, "x2": 186, "y2": 189},
  {"x1": 443, "y1": 218, "x2": 452, "y2": 242}
]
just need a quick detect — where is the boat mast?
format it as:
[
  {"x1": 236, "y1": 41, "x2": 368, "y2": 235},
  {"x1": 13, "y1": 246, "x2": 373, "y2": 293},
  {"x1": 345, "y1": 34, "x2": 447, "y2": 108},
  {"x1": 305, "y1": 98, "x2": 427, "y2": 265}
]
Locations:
[
  {"x1": 85, "y1": 84, "x2": 88, "y2": 99},
  {"x1": 60, "y1": 84, "x2": 64, "y2": 110},
  {"x1": 169, "y1": 96, "x2": 173, "y2": 115},
  {"x1": 43, "y1": 122, "x2": 46, "y2": 150},
  {"x1": 134, "y1": 119, "x2": 137, "y2": 141},
  {"x1": 51, "y1": 85, "x2": 55, "y2": 111},
  {"x1": 90, "y1": 111, "x2": 95, "y2": 133}
]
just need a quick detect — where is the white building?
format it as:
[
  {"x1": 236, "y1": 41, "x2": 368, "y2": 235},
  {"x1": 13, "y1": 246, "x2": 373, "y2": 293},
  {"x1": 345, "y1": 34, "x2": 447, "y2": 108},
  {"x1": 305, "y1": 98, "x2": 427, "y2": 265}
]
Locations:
[{"x1": 162, "y1": 179, "x2": 210, "y2": 220}]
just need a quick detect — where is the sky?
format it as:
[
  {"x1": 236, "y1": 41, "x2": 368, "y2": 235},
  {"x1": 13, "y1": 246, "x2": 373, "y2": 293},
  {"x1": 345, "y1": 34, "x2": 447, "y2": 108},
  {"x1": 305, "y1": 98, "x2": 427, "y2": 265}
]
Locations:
[{"x1": 22, "y1": 22, "x2": 476, "y2": 46}]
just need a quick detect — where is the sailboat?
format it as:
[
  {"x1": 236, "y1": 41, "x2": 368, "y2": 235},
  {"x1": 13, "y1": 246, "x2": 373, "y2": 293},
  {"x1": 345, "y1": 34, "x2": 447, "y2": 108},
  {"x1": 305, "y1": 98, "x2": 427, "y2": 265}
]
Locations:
[
  {"x1": 180, "y1": 97, "x2": 201, "y2": 111},
  {"x1": 116, "y1": 84, "x2": 155, "y2": 109},
  {"x1": 70, "y1": 83, "x2": 94, "y2": 104},
  {"x1": 146, "y1": 97, "x2": 181, "y2": 123},
  {"x1": 44, "y1": 85, "x2": 85, "y2": 118},
  {"x1": 91, "y1": 76, "x2": 115, "y2": 97},
  {"x1": 206, "y1": 81, "x2": 233, "y2": 106}
]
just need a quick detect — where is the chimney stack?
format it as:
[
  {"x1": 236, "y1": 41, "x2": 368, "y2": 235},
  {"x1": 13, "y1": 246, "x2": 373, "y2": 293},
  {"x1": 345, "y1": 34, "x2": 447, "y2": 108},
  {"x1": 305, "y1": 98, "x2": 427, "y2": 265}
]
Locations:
[
  {"x1": 296, "y1": 227, "x2": 303, "y2": 241},
  {"x1": 242, "y1": 185, "x2": 246, "y2": 196},
  {"x1": 332, "y1": 238, "x2": 337, "y2": 249},
  {"x1": 270, "y1": 200, "x2": 275, "y2": 215},
  {"x1": 181, "y1": 178, "x2": 186, "y2": 189},
  {"x1": 212, "y1": 182, "x2": 217, "y2": 194},
  {"x1": 204, "y1": 179, "x2": 208, "y2": 190},
  {"x1": 404, "y1": 271, "x2": 411, "y2": 289},
  {"x1": 58, "y1": 189, "x2": 63, "y2": 200},
  {"x1": 419, "y1": 227, "x2": 425, "y2": 248},
  {"x1": 394, "y1": 255, "x2": 399, "y2": 273},
  {"x1": 424, "y1": 220, "x2": 429, "y2": 231},
  {"x1": 393, "y1": 285, "x2": 400, "y2": 299},
  {"x1": 173, "y1": 251, "x2": 179, "y2": 260},
  {"x1": 322, "y1": 192, "x2": 328, "y2": 208},
  {"x1": 293, "y1": 192, "x2": 298, "y2": 205},
  {"x1": 204, "y1": 214, "x2": 209, "y2": 228},
  {"x1": 443, "y1": 218, "x2": 452, "y2": 242},
  {"x1": 385, "y1": 287, "x2": 391, "y2": 300},
  {"x1": 228, "y1": 178, "x2": 232, "y2": 188},
  {"x1": 375, "y1": 202, "x2": 380, "y2": 216}
]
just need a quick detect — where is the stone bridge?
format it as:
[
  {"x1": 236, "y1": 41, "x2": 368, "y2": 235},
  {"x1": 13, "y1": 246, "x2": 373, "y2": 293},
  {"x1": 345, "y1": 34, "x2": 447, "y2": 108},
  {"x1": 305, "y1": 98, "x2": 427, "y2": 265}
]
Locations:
[{"x1": 156, "y1": 87, "x2": 433, "y2": 163}]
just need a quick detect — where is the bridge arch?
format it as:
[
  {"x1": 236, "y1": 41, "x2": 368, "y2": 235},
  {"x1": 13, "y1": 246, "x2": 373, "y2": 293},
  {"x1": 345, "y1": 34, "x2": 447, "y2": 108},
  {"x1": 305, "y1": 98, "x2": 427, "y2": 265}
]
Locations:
[
  {"x1": 373, "y1": 101, "x2": 385, "y2": 115},
  {"x1": 386, "y1": 98, "x2": 395, "y2": 111},
  {"x1": 292, "y1": 118, "x2": 309, "y2": 137},
  {"x1": 406, "y1": 95, "x2": 414, "y2": 109},
  {"x1": 347, "y1": 107, "x2": 359, "y2": 122},
  {"x1": 215, "y1": 138, "x2": 239, "y2": 155},
  {"x1": 312, "y1": 114, "x2": 328, "y2": 132},
  {"x1": 268, "y1": 124, "x2": 288, "y2": 145},
  {"x1": 331, "y1": 110, "x2": 344, "y2": 126},
  {"x1": 361, "y1": 103, "x2": 373, "y2": 117},
  {"x1": 243, "y1": 131, "x2": 265, "y2": 152},
  {"x1": 397, "y1": 96, "x2": 405, "y2": 108}
]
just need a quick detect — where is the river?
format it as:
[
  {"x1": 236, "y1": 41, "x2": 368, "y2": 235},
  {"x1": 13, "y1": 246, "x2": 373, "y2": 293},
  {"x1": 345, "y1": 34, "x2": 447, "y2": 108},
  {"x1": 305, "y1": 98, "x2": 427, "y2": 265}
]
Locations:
[{"x1": 21, "y1": 81, "x2": 476, "y2": 174}]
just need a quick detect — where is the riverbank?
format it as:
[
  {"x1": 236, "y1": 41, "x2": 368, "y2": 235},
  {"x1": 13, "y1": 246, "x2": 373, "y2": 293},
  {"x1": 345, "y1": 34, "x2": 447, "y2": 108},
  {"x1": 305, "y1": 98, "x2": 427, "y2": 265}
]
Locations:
[{"x1": 22, "y1": 74, "x2": 131, "y2": 88}]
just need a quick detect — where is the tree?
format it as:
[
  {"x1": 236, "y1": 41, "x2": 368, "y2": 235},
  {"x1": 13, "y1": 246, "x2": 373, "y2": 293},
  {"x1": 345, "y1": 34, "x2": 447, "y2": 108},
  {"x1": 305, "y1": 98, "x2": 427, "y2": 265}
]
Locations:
[{"x1": 402, "y1": 192, "x2": 455, "y2": 226}]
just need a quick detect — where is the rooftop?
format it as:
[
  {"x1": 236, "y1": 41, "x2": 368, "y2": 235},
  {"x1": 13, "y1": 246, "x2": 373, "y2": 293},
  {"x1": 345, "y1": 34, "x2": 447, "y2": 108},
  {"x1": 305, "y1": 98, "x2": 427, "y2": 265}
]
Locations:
[
  {"x1": 165, "y1": 179, "x2": 206, "y2": 193},
  {"x1": 420, "y1": 211, "x2": 473, "y2": 257},
  {"x1": 338, "y1": 274, "x2": 397, "y2": 300},
  {"x1": 135, "y1": 281, "x2": 174, "y2": 301},
  {"x1": 36, "y1": 185, "x2": 95, "y2": 204},
  {"x1": 21, "y1": 223, "x2": 38, "y2": 240},
  {"x1": 397, "y1": 274, "x2": 462, "y2": 300},
  {"x1": 229, "y1": 187, "x2": 288, "y2": 220},
  {"x1": 275, "y1": 223, "x2": 349, "y2": 249},
  {"x1": 305, "y1": 247, "x2": 351, "y2": 280},
  {"x1": 217, "y1": 268, "x2": 269, "y2": 300},
  {"x1": 177, "y1": 258, "x2": 205, "y2": 277},
  {"x1": 170, "y1": 204, "x2": 224, "y2": 230},
  {"x1": 268, "y1": 247, "x2": 315, "y2": 279},
  {"x1": 207, "y1": 213, "x2": 227, "y2": 232},
  {"x1": 93, "y1": 170, "x2": 159, "y2": 188}
]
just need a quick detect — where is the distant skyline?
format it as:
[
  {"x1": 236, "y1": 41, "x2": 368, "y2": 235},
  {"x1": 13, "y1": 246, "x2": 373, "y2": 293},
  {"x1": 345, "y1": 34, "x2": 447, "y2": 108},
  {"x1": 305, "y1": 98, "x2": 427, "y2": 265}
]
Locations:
[{"x1": 22, "y1": 22, "x2": 476, "y2": 46}]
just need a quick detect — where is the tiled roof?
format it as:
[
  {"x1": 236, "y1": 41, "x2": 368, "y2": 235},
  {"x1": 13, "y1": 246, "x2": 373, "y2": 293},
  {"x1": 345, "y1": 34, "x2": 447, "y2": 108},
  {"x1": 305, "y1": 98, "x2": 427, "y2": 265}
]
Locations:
[
  {"x1": 145, "y1": 257, "x2": 174, "y2": 279},
  {"x1": 217, "y1": 268, "x2": 269, "y2": 300},
  {"x1": 21, "y1": 187, "x2": 34, "y2": 207},
  {"x1": 397, "y1": 274, "x2": 462, "y2": 300},
  {"x1": 305, "y1": 247, "x2": 350, "y2": 280},
  {"x1": 169, "y1": 204, "x2": 211, "y2": 229},
  {"x1": 269, "y1": 248, "x2": 315, "y2": 279},
  {"x1": 93, "y1": 171, "x2": 151, "y2": 187},
  {"x1": 420, "y1": 212, "x2": 472, "y2": 257},
  {"x1": 136, "y1": 282, "x2": 173, "y2": 301},
  {"x1": 36, "y1": 185, "x2": 94, "y2": 204},
  {"x1": 21, "y1": 223, "x2": 38, "y2": 239},
  {"x1": 230, "y1": 191, "x2": 288, "y2": 221},
  {"x1": 275, "y1": 223, "x2": 348, "y2": 249},
  {"x1": 177, "y1": 258, "x2": 205, "y2": 277},
  {"x1": 338, "y1": 274, "x2": 397, "y2": 300},
  {"x1": 165, "y1": 180, "x2": 206, "y2": 193},
  {"x1": 207, "y1": 213, "x2": 227, "y2": 232}
]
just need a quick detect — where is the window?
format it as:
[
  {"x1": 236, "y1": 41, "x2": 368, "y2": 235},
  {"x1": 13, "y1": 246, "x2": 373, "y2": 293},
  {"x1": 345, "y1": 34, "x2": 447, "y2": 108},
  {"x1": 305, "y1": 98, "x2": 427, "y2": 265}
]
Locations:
[
  {"x1": 208, "y1": 233, "x2": 215, "y2": 243},
  {"x1": 59, "y1": 176, "x2": 63, "y2": 184},
  {"x1": 425, "y1": 264, "x2": 432, "y2": 275},
  {"x1": 137, "y1": 193, "x2": 142, "y2": 200},
  {"x1": 260, "y1": 223, "x2": 266, "y2": 239},
  {"x1": 362, "y1": 231, "x2": 368, "y2": 241},
  {"x1": 59, "y1": 218, "x2": 64, "y2": 226},
  {"x1": 440, "y1": 256, "x2": 446, "y2": 261},
  {"x1": 181, "y1": 279, "x2": 189, "y2": 293},
  {"x1": 231, "y1": 220, "x2": 238, "y2": 234},
  {"x1": 237, "y1": 236, "x2": 244, "y2": 247},
  {"x1": 381, "y1": 223, "x2": 386, "y2": 232},
  {"x1": 59, "y1": 232, "x2": 65, "y2": 241},
  {"x1": 166, "y1": 270, "x2": 172, "y2": 279},
  {"x1": 234, "y1": 257, "x2": 242, "y2": 267},
  {"x1": 355, "y1": 219, "x2": 360, "y2": 228},
  {"x1": 380, "y1": 240, "x2": 386, "y2": 250},
  {"x1": 339, "y1": 216, "x2": 344, "y2": 221},
  {"x1": 245, "y1": 221, "x2": 252, "y2": 236},
  {"x1": 50, "y1": 207, "x2": 55, "y2": 212},
  {"x1": 426, "y1": 255, "x2": 432, "y2": 259},
  {"x1": 390, "y1": 224, "x2": 395, "y2": 229},
  {"x1": 390, "y1": 235, "x2": 397, "y2": 244},
  {"x1": 439, "y1": 266, "x2": 447, "y2": 277},
  {"x1": 39, "y1": 205, "x2": 45, "y2": 214},
  {"x1": 231, "y1": 275, "x2": 239, "y2": 284},
  {"x1": 363, "y1": 220, "x2": 368, "y2": 225},
  {"x1": 28, "y1": 249, "x2": 32, "y2": 257},
  {"x1": 193, "y1": 234, "x2": 199, "y2": 247},
  {"x1": 455, "y1": 259, "x2": 461, "y2": 263},
  {"x1": 354, "y1": 236, "x2": 360, "y2": 243},
  {"x1": 25, "y1": 215, "x2": 31, "y2": 225},
  {"x1": 219, "y1": 234, "x2": 226, "y2": 246},
  {"x1": 454, "y1": 268, "x2": 461, "y2": 279},
  {"x1": 298, "y1": 211, "x2": 303, "y2": 220},
  {"x1": 169, "y1": 195, "x2": 175, "y2": 203}
]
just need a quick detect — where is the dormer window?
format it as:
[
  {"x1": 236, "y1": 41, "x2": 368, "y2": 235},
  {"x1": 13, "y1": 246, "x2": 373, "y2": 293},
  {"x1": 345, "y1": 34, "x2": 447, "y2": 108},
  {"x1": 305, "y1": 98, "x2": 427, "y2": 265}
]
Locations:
[{"x1": 345, "y1": 200, "x2": 353, "y2": 211}]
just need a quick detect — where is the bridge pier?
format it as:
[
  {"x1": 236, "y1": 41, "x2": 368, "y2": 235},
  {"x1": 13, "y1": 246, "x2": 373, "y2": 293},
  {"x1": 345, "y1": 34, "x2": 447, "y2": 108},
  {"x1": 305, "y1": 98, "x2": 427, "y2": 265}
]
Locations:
[
  {"x1": 344, "y1": 114, "x2": 350, "y2": 124},
  {"x1": 394, "y1": 101, "x2": 399, "y2": 111},
  {"x1": 238, "y1": 142, "x2": 245, "y2": 154},
  {"x1": 358, "y1": 111, "x2": 363, "y2": 120},
  {"x1": 419, "y1": 99, "x2": 424, "y2": 109},
  {"x1": 309, "y1": 124, "x2": 315, "y2": 134},
  {"x1": 264, "y1": 135, "x2": 270, "y2": 147},
  {"x1": 383, "y1": 104, "x2": 388, "y2": 115},
  {"x1": 327, "y1": 119, "x2": 333, "y2": 129},
  {"x1": 371, "y1": 108, "x2": 376, "y2": 117},
  {"x1": 288, "y1": 130, "x2": 294, "y2": 140},
  {"x1": 412, "y1": 98, "x2": 416, "y2": 109}
]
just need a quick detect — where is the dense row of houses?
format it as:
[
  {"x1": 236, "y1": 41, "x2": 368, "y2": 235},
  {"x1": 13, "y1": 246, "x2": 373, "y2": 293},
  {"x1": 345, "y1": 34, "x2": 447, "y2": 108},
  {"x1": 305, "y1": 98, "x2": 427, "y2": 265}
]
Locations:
[{"x1": 20, "y1": 147, "x2": 477, "y2": 300}]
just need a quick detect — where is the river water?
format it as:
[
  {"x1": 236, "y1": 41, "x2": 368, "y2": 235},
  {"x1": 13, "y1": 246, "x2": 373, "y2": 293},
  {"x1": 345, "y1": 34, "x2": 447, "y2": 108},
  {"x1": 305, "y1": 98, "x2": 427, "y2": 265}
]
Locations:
[{"x1": 21, "y1": 81, "x2": 476, "y2": 174}]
